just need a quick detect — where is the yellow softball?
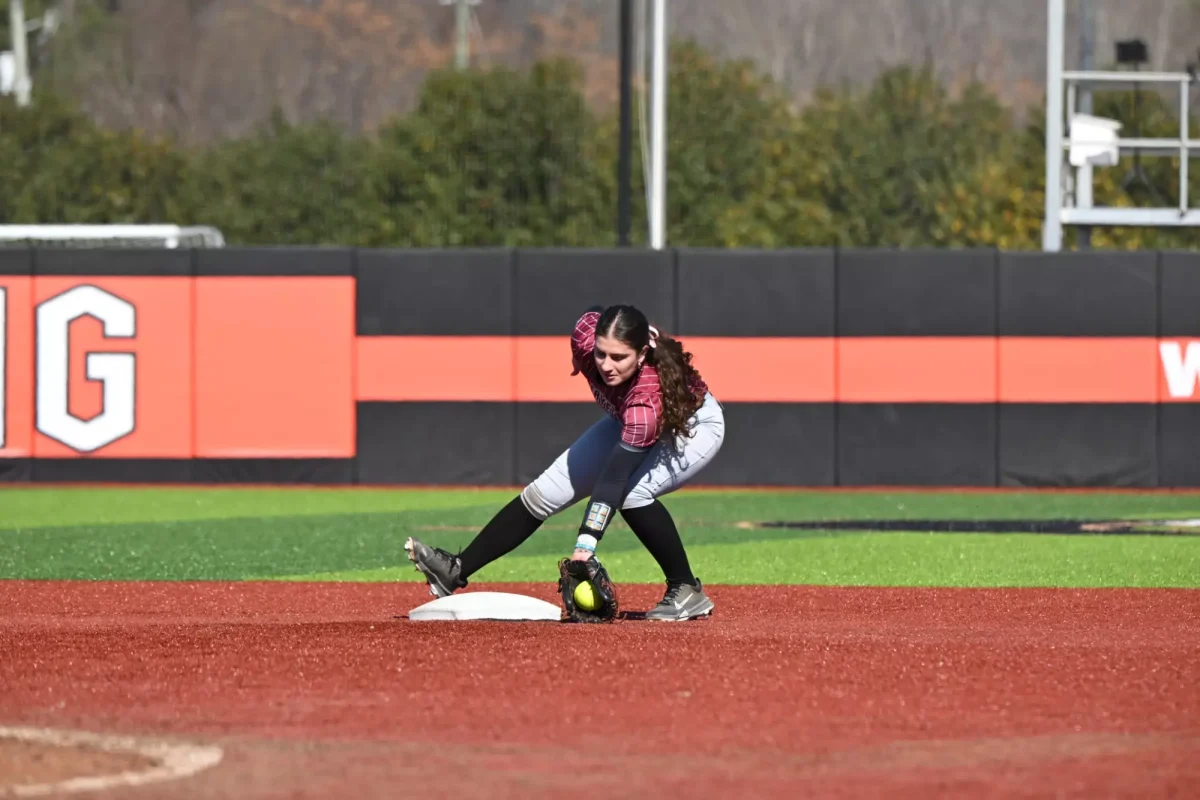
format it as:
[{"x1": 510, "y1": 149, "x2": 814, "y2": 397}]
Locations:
[{"x1": 573, "y1": 580, "x2": 600, "y2": 611}]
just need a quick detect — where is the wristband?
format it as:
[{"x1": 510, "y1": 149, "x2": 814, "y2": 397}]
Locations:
[{"x1": 575, "y1": 534, "x2": 598, "y2": 552}]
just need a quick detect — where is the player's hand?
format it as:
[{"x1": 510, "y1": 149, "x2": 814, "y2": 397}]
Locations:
[{"x1": 571, "y1": 548, "x2": 593, "y2": 562}]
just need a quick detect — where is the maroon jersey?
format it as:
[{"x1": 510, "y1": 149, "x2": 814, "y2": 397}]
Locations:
[{"x1": 570, "y1": 311, "x2": 709, "y2": 448}]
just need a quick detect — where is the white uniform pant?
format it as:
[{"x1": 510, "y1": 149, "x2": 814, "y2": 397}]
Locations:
[{"x1": 520, "y1": 392, "x2": 725, "y2": 520}]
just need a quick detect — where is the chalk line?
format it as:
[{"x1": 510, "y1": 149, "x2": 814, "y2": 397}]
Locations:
[{"x1": 0, "y1": 726, "x2": 223, "y2": 797}]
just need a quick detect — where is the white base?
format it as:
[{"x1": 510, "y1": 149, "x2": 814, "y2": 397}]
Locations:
[{"x1": 408, "y1": 591, "x2": 562, "y2": 622}]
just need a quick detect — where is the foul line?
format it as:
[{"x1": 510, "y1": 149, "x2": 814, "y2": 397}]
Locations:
[{"x1": 0, "y1": 726, "x2": 223, "y2": 797}]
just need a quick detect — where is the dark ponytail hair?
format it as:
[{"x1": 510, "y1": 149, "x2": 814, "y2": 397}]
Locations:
[{"x1": 595, "y1": 304, "x2": 704, "y2": 441}]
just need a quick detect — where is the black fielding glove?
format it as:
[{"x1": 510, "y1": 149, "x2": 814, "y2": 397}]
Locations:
[{"x1": 557, "y1": 556, "x2": 619, "y2": 623}]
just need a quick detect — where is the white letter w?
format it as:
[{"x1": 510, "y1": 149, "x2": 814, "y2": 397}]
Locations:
[{"x1": 1160, "y1": 341, "x2": 1200, "y2": 399}]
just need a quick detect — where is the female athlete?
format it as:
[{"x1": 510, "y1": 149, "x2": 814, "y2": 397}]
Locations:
[{"x1": 404, "y1": 304, "x2": 725, "y2": 621}]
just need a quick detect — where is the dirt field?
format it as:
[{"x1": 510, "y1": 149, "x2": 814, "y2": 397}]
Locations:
[{"x1": 1, "y1": 581, "x2": 1198, "y2": 798}]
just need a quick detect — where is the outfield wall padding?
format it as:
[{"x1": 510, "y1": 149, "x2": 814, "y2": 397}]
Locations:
[
  {"x1": 1159, "y1": 404, "x2": 1200, "y2": 487},
  {"x1": 190, "y1": 458, "x2": 356, "y2": 485},
  {"x1": 31, "y1": 458, "x2": 196, "y2": 483},
  {"x1": 676, "y1": 249, "x2": 835, "y2": 336},
  {"x1": 0, "y1": 458, "x2": 32, "y2": 481},
  {"x1": 514, "y1": 249, "x2": 675, "y2": 335},
  {"x1": 514, "y1": 403, "x2": 603, "y2": 486},
  {"x1": 998, "y1": 251, "x2": 1158, "y2": 336},
  {"x1": 356, "y1": 249, "x2": 514, "y2": 336},
  {"x1": 22, "y1": 458, "x2": 356, "y2": 484},
  {"x1": 1160, "y1": 252, "x2": 1200, "y2": 337},
  {"x1": 706, "y1": 403, "x2": 836, "y2": 487},
  {"x1": 998, "y1": 404, "x2": 1158, "y2": 487},
  {"x1": 356, "y1": 401, "x2": 516, "y2": 485},
  {"x1": 837, "y1": 248, "x2": 997, "y2": 337},
  {"x1": 837, "y1": 403, "x2": 997, "y2": 487},
  {"x1": 1, "y1": 246, "x2": 1198, "y2": 488},
  {"x1": 35, "y1": 248, "x2": 192, "y2": 277},
  {"x1": 194, "y1": 246, "x2": 355, "y2": 277},
  {"x1": 0, "y1": 249, "x2": 32, "y2": 276}
]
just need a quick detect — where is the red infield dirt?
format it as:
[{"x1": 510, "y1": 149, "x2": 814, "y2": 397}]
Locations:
[{"x1": 1, "y1": 580, "x2": 1198, "y2": 798}]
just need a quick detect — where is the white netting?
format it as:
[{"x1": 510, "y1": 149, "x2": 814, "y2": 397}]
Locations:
[{"x1": 0, "y1": 225, "x2": 226, "y2": 249}]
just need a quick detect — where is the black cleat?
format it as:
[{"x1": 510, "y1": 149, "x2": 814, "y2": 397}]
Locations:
[
  {"x1": 404, "y1": 537, "x2": 467, "y2": 598},
  {"x1": 645, "y1": 579, "x2": 714, "y2": 621}
]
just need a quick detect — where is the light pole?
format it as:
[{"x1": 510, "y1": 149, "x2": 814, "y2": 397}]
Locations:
[
  {"x1": 1042, "y1": 0, "x2": 1065, "y2": 252},
  {"x1": 440, "y1": 0, "x2": 480, "y2": 70},
  {"x1": 618, "y1": 0, "x2": 632, "y2": 246},
  {"x1": 648, "y1": 0, "x2": 667, "y2": 250},
  {"x1": 9, "y1": 0, "x2": 31, "y2": 106},
  {"x1": 1078, "y1": 0, "x2": 1096, "y2": 249}
]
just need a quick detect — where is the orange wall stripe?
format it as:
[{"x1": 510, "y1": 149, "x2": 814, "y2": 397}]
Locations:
[
  {"x1": 686, "y1": 337, "x2": 835, "y2": 402},
  {"x1": 0, "y1": 277, "x2": 33, "y2": 457},
  {"x1": 515, "y1": 337, "x2": 595, "y2": 402},
  {"x1": 194, "y1": 277, "x2": 355, "y2": 457},
  {"x1": 999, "y1": 337, "x2": 1160, "y2": 403},
  {"x1": 354, "y1": 336, "x2": 1198, "y2": 404},
  {"x1": 514, "y1": 337, "x2": 836, "y2": 402},
  {"x1": 839, "y1": 338, "x2": 997, "y2": 402},
  {"x1": 6, "y1": 290, "x2": 1200, "y2": 464},
  {"x1": 358, "y1": 337, "x2": 517, "y2": 402},
  {"x1": 358, "y1": 336, "x2": 839, "y2": 402}
]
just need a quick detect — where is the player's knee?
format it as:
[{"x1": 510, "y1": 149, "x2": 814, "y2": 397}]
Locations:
[
  {"x1": 620, "y1": 486, "x2": 655, "y2": 511},
  {"x1": 520, "y1": 481, "x2": 567, "y2": 521}
]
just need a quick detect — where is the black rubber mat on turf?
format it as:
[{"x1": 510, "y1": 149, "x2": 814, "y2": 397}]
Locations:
[{"x1": 742, "y1": 519, "x2": 1200, "y2": 536}]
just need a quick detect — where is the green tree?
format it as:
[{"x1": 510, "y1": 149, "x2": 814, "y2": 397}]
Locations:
[
  {"x1": 588, "y1": 40, "x2": 799, "y2": 247},
  {"x1": 657, "y1": 41, "x2": 796, "y2": 246},
  {"x1": 721, "y1": 64, "x2": 1044, "y2": 249},
  {"x1": 370, "y1": 58, "x2": 608, "y2": 247},
  {"x1": 8, "y1": 32, "x2": 1200, "y2": 253},
  {"x1": 0, "y1": 91, "x2": 195, "y2": 225},
  {"x1": 185, "y1": 109, "x2": 383, "y2": 246}
]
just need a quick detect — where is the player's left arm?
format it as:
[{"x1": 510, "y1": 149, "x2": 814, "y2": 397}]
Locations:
[
  {"x1": 572, "y1": 439, "x2": 650, "y2": 558},
  {"x1": 571, "y1": 399, "x2": 658, "y2": 558}
]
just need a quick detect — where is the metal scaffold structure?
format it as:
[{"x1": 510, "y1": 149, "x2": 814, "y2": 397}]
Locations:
[{"x1": 1043, "y1": 0, "x2": 1200, "y2": 251}]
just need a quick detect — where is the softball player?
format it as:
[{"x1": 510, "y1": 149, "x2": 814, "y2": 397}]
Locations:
[{"x1": 405, "y1": 303, "x2": 725, "y2": 621}]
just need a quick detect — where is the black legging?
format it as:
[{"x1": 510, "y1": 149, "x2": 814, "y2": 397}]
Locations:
[{"x1": 455, "y1": 495, "x2": 696, "y2": 586}]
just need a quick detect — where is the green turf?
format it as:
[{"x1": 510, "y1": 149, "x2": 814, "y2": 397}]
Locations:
[
  {"x1": 2, "y1": 486, "x2": 1199, "y2": 588},
  {"x1": 0, "y1": 486, "x2": 514, "y2": 529}
]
